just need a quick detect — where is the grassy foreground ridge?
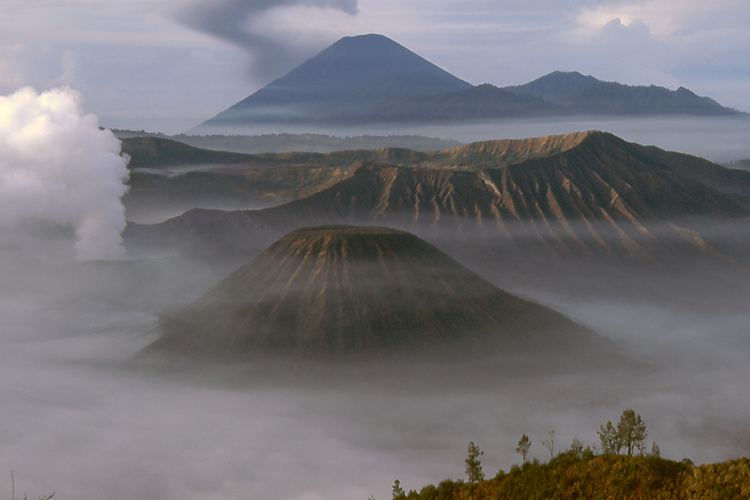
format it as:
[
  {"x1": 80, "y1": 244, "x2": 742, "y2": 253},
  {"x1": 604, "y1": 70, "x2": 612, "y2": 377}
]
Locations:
[
  {"x1": 387, "y1": 409, "x2": 750, "y2": 500},
  {"x1": 395, "y1": 454, "x2": 750, "y2": 499}
]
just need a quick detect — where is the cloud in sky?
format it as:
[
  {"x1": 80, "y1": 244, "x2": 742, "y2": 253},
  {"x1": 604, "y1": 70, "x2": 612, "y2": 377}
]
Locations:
[
  {"x1": 177, "y1": 0, "x2": 359, "y2": 80},
  {"x1": 575, "y1": 0, "x2": 749, "y2": 35},
  {"x1": 0, "y1": 0, "x2": 747, "y2": 132}
]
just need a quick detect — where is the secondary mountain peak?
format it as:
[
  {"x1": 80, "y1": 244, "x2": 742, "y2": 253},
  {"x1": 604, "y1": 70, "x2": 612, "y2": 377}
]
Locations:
[
  {"x1": 506, "y1": 72, "x2": 738, "y2": 115},
  {"x1": 542, "y1": 70, "x2": 596, "y2": 82}
]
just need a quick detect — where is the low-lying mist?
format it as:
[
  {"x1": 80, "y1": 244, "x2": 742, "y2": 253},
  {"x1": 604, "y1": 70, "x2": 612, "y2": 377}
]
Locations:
[
  {"x1": 211, "y1": 116, "x2": 750, "y2": 163},
  {"x1": 2, "y1": 216, "x2": 749, "y2": 499},
  {"x1": 3, "y1": 96, "x2": 749, "y2": 498}
]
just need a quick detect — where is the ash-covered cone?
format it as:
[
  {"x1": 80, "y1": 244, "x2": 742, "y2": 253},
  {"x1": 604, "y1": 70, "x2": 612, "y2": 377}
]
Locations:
[{"x1": 151, "y1": 226, "x2": 604, "y2": 357}]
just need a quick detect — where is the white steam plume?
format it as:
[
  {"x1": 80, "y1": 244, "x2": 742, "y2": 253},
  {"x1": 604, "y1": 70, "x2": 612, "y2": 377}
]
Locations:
[{"x1": 0, "y1": 87, "x2": 129, "y2": 261}]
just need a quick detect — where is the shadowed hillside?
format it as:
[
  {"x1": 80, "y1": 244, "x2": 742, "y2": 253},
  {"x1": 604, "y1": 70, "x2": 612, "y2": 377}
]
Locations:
[
  {"x1": 122, "y1": 137, "x2": 254, "y2": 168},
  {"x1": 121, "y1": 135, "x2": 435, "y2": 170},
  {"x1": 122, "y1": 136, "x2": 434, "y2": 220},
  {"x1": 125, "y1": 163, "x2": 358, "y2": 223},
  {"x1": 506, "y1": 71, "x2": 741, "y2": 116},
  {"x1": 114, "y1": 130, "x2": 462, "y2": 154},
  {"x1": 368, "y1": 84, "x2": 564, "y2": 122}
]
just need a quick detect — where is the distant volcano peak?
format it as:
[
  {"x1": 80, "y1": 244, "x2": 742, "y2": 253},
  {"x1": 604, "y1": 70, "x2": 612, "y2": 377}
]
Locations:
[
  {"x1": 195, "y1": 35, "x2": 739, "y2": 132},
  {"x1": 328, "y1": 33, "x2": 404, "y2": 49},
  {"x1": 196, "y1": 33, "x2": 472, "y2": 129}
]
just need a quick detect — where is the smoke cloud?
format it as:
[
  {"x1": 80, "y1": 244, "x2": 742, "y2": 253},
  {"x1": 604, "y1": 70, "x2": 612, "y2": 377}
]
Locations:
[
  {"x1": 0, "y1": 87, "x2": 129, "y2": 261},
  {"x1": 179, "y1": 0, "x2": 359, "y2": 81}
]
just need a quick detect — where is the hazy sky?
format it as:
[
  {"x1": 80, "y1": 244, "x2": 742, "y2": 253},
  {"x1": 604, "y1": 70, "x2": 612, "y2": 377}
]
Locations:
[{"x1": 3, "y1": 0, "x2": 748, "y2": 132}]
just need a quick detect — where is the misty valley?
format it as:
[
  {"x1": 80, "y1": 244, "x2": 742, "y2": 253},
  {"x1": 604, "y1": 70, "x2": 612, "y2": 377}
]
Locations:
[
  {"x1": 4, "y1": 123, "x2": 750, "y2": 498},
  {"x1": 1, "y1": 23, "x2": 750, "y2": 500}
]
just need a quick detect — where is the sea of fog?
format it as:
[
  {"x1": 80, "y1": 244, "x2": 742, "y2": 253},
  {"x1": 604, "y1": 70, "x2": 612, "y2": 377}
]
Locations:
[
  {"x1": 219, "y1": 115, "x2": 750, "y2": 164},
  {"x1": 1, "y1": 250, "x2": 748, "y2": 500},
  {"x1": 3, "y1": 95, "x2": 749, "y2": 498}
]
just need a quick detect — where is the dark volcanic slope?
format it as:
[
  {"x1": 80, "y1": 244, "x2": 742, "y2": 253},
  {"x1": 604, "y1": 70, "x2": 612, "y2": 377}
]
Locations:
[
  {"x1": 505, "y1": 71, "x2": 740, "y2": 115},
  {"x1": 121, "y1": 135, "x2": 433, "y2": 170},
  {"x1": 367, "y1": 84, "x2": 564, "y2": 123},
  {"x1": 196, "y1": 35, "x2": 740, "y2": 129},
  {"x1": 152, "y1": 226, "x2": 600, "y2": 357},
  {"x1": 200, "y1": 34, "x2": 472, "y2": 128},
  {"x1": 125, "y1": 164, "x2": 357, "y2": 222},
  {"x1": 122, "y1": 136, "x2": 431, "y2": 218},
  {"x1": 126, "y1": 131, "x2": 750, "y2": 260},
  {"x1": 114, "y1": 129, "x2": 462, "y2": 154},
  {"x1": 122, "y1": 137, "x2": 255, "y2": 168}
]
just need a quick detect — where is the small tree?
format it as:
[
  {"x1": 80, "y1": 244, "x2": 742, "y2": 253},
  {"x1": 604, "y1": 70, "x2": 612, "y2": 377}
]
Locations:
[
  {"x1": 598, "y1": 420, "x2": 621, "y2": 455},
  {"x1": 617, "y1": 409, "x2": 648, "y2": 456},
  {"x1": 598, "y1": 409, "x2": 648, "y2": 456},
  {"x1": 465, "y1": 441, "x2": 485, "y2": 483},
  {"x1": 391, "y1": 479, "x2": 405, "y2": 500},
  {"x1": 650, "y1": 441, "x2": 661, "y2": 458},
  {"x1": 569, "y1": 437, "x2": 584, "y2": 458},
  {"x1": 516, "y1": 434, "x2": 531, "y2": 463},
  {"x1": 541, "y1": 430, "x2": 556, "y2": 459}
]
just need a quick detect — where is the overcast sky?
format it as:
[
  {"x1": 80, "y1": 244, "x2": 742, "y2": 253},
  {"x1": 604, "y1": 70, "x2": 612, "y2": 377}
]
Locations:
[{"x1": 3, "y1": 0, "x2": 748, "y2": 132}]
